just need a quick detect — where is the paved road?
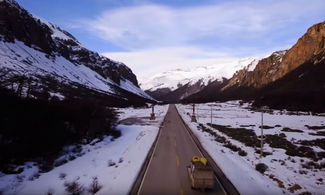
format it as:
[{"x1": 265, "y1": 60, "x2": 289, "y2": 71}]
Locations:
[{"x1": 137, "y1": 105, "x2": 226, "y2": 195}]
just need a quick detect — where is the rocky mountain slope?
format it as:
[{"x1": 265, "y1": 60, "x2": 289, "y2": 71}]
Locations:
[
  {"x1": 254, "y1": 49, "x2": 325, "y2": 112},
  {"x1": 184, "y1": 20, "x2": 325, "y2": 111},
  {"x1": 0, "y1": 0, "x2": 153, "y2": 105},
  {"x1": 223, "y1": 51, "x2": 287, "y2": 90},
  {"x1": 224, "y1": 21, "x2": 325, "y2": 90},
  {"x1": 146, "y1": 78, "x2": 212, "y2": 103}
]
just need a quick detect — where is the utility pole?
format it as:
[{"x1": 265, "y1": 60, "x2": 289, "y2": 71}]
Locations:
[
  {"x1": 210, "y1": 106, "x2": 212, "y2": 124},
  {"x1": 260, "y1": 111, "x2": 264, "y2": 158},
  {"x1": 260, "y1": 106, "x2": 267, "y2": 159},
  {"x1": 150, "y1": 104, "x2": 156, "y2": 120},
  {"x1": 191, "y1": 104, "x2": 197, "y2": 122}
]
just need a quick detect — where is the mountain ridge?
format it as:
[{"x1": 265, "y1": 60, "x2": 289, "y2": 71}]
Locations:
[
  {"x1": 143, "y1": 57, "x2": 257, "y2": 102},
  {"x1": 0, "y1": 0, "x2": 153, "y2": 104},
  {"x1": 223, "y1": 21, "x2": 325, "y2": 91},
  {"x1": 183, "y1": 20, "x2": 325, "y2": 112}
]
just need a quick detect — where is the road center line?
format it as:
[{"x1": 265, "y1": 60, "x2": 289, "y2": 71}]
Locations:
[
  {"x1": 176, "y1": 155, "x2": 180, "y2": 168},
  {"x1": 180, "y1": 188, "x2": 184, "y2": 195},
  {"x1": 174, "y1": 140, "x2": 177, "y2": 147}
]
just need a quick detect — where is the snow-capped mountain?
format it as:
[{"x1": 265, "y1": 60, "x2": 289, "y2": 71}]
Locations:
[
  {"x1": 141, "y1": 57, "x2": 258, "y2": 102},
  {"x1": 0, "y1": 0, "x2": 153, "y2": 104},
  {"x1": 141, "y1": 57, "x2": 257, "y2": 91}
]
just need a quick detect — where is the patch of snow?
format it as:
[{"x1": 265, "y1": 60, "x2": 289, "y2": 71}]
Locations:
[
  {"x1": 176, "y1": 101, "x2": 325, "y2": 195},
  {"x1": 247, "y1": 59, "x2": 259, "y2": 72},
  {"x1": 49, "y1": 92, "x2": 65, "y2": 100},
  {"x1": 0, "y1": 105, "x2": 169, "y2": 195},
  {"x1": 119, "y1": 79, "x2": 155, "y2": 101},
  {"x1": 32, "y1": 15, "x2": 73, "y2": 41}
]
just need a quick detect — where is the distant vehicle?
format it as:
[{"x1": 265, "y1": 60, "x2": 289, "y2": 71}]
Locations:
[{"x1": 187, "y1": 156, "x2": 215, "y2": 190}]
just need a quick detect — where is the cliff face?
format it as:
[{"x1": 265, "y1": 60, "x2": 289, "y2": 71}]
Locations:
[
  {"x1": 224, "y1": 53, "x2": 286, "y2": 89},
  {"x1": 253, "y1": 49, "x2": 325, "y2": 112},
  {"x1": 278, "y1": 22, "x2": 325, "y2": 79},
  {"x1": 224, "y1": 21, "x2": 325, "y2": 90}
]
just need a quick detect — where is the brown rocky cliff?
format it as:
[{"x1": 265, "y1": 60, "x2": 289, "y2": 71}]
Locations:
[
  {"x1": 223, "y1": 51, "x2": 286, "y2": 90},
  {"x1": 277, "y1": 21, "x2": 325, "y2": 79},
  {"x1": 223, "y1": 20, "x2": 325, "y2": 90}
]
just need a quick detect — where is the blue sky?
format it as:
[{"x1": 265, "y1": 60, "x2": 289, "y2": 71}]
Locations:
[{"x1": 16, "y1": 0, "x2": 325, "y2": 81}]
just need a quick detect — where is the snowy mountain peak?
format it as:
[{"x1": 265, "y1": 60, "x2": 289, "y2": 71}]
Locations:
[{"x1": 141, "y1": 57, "x2": 258, "y2": 91}]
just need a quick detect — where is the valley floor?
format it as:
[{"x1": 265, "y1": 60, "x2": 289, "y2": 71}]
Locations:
[
  {"x1": 0, "y1": 105, "x2": 168, "y2": 195},
  {"x1": 1, "y1": 102, "x2": 324, "y2": 195},
  {"x1": 176, "y1": 101, "x2": 325, "y2": 195}
]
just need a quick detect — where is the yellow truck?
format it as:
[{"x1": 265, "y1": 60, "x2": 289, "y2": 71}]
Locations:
[{"x1": 187, "y1": 156, "x2": 215, "y2": 190}]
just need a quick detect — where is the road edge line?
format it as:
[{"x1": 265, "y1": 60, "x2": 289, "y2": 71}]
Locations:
[
  {"x1": 176, "y1": 105, "x2": 227, "y2": 195},
  {"x1": 128, "y1": 106, "x2": 169, "y2": 195},
  {"x1": 175, "y1": 104, "x2": 240, "y2": 195}
]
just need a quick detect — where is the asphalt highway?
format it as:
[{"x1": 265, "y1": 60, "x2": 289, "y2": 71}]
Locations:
[{"x1": 137, "y1": 105, "x2": 226, "y2": 195}]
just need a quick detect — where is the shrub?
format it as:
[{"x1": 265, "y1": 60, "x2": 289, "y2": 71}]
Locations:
[
  {"x1": 224, "y1": 142, "x2": 240, "y2": 152},
  {"x1": 255, "y1": 150, "x2": 272, "y2": 157},
  {"x1": 305, "y1": 125, "x2": 325, "y2": 130},
  {"x1": 288, "y1": 184, "x2": 302, "y2": 193},
  {"x1": 264, "y1": 134, "x2": 321, "y2": 160},
  {"x1": 238, "y1": 150, "x2": 247, "y2": 156},
  {"x1": 88, "y1": 177, "x2": 102, "y2": 194},
  {"x1": 268, "y1": 174, "x2": 284, "y2": 188},
  {"x1": 59, "y1": 173, "x2": 67, "y2": 180},
  {"x1": 300, "y1": 138, "x2": 325, "y2": 150},
  {"x1": 281, "y1": 127, "x2": 303, "y2": 133},
  {"x1": 208, "y1": 124, "x2": 260, "y2": 147},
  {"x1": 259, "y1": 125, "x2": 274, "y2": 129},
  {"x1": 299, "y1": 192, "x2": 312, "y2": 195},
  {"x1": 64, "y1": 180, "x2": 84, "y2": 195},
  {"x1": 255, "y1": 163, "x2": 268, "y2": 174},
  {"x1": 108, "y1": 160, "x2": 116, "y2": 167},
  {"x1": 199, "y1": 124, "x2": 249, "y2": 157},
  {"x1": 309, "y1": 131, "x2": 325, "y2": 136},
  {"x1": 302, "y1": 161, "x2": 322, "y2": 170}
]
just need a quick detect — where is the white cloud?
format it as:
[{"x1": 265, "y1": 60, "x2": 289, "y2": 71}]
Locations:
[
  {"x1": 102, "y1": 46, "x2": 261, "y2": 83},
  {"x1": 80, "y1": 0, "x2": 325, "y2": 50},
  {"x1": 81, "y1": 0, "x2": 325, "y2": 84}
]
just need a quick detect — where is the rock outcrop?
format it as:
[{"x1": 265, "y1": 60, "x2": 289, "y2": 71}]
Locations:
[{"x1": 224, "y1": 21, "x2": 325, "y2": 90}]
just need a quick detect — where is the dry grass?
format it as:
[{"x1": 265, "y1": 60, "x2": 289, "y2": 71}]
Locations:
[
  {"x1": 64, "y1": 180, "x2": 84, "y2": 195},
  {"x1": 268, "y1": 174, "x2": 285, "y2": 188},
  {"x1": 288, "y1": 184, "x2": 302, "y2": 193},
  {"x1": 88, "y1": 177, "x2": 102, "y2": 194}
]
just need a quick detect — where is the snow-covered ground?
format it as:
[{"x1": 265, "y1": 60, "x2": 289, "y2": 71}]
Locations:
[
  {"x1": 0, "y1": 105, "x2": 168, "y2": 195},
  {"x1": 176, "y1": 101, "x2": 325, "y2": 195}
]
